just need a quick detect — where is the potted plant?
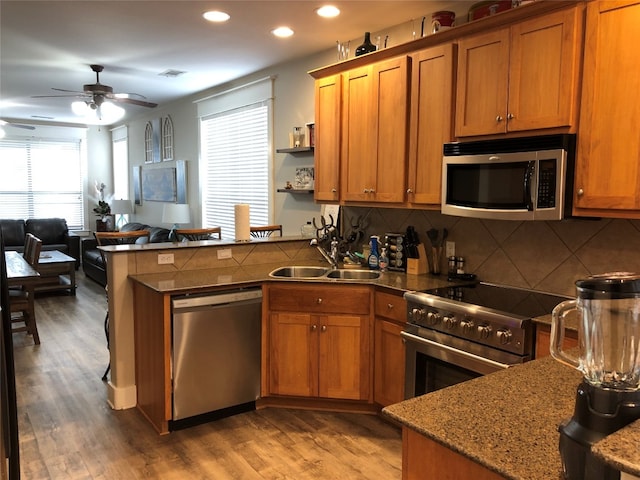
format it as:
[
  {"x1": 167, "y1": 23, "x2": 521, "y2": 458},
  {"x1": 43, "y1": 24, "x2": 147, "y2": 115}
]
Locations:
[{"x1": 93, "y1": 182, "x2": 112, "y2": 231}]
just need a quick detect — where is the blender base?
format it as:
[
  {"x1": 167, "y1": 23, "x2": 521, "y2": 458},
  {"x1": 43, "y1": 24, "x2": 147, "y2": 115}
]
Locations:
[{"x1": 559, "y1": 382, "x2": 640, "y2": 480}]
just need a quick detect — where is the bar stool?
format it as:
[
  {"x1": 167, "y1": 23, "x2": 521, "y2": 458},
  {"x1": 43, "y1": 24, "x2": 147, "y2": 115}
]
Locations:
[
  {"x1": 175, "y1": 227, "x2": 222, "y2": 241},
  {"x1": 249, "y1": 225, "x2": 283, "y2": 238},
  {"x1": 95, "y1": 230, "x2": 150, "y2": 380},
  {"x1": 10, "y1": 233, "x2": 42, "y2": 344}
]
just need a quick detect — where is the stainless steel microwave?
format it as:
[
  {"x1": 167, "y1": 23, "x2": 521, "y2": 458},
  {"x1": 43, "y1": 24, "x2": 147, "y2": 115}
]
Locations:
[{"x1": 441, "y1": 134, "x2": 576, "y2": 221}]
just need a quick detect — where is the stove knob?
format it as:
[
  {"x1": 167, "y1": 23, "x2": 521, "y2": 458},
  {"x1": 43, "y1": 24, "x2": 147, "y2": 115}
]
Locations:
[
  {"x1": 410, "y1": 308, "x2": 426, "y2": 322},
  {"x1": 442, "y1": 315, "x2": 457, "y2": 330},
  {"x1": 477, "y1": 325, "x2": 492, "y2": 339},
  {"x1": 497, "y1": 329, "x2": 512, "y2": 345},
  {"x1": 460, "y1": 319, "x2": 474, "y2": 334},
  {"x1": 427, "y1": 311, "x2": 441, "y2": 325}
]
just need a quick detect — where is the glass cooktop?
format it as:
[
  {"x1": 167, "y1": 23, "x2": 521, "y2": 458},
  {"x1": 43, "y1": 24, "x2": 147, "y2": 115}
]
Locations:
[{"x1": 421, "y1": 282, "x2": 571, "y2": 319}]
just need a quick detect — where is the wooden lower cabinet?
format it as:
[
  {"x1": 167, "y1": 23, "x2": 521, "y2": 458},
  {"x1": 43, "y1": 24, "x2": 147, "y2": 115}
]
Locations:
[
  {"x1": 535, "y1": 323, "x2": 578, "y2": 359},
  {"x1": 403, "y1": 428, "x2": 506, "y2": 480},
  {"x1": 264, "y1": 283, "x2": 373, "y2": 402},
  {"x1": 374, "y1": 290, "x2": 407, "y2": 407}
]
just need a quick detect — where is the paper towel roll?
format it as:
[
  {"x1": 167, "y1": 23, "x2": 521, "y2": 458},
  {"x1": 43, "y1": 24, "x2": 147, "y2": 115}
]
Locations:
[{"x1": 234, "y1": 204, "x2": 250, "y2": 241}]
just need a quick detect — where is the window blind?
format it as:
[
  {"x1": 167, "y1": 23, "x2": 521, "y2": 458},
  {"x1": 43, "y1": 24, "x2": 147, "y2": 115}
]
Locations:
[
  {"x1": 0, "y1": 138, "x2": 85, "y2": 229},
  {"x1": 200, "y1": 102, "x2": 269, "y2": 238}
]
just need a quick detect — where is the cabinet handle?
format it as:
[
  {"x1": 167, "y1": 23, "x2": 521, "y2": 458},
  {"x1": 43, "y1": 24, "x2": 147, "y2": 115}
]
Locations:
[
  {"x1": 321, "y1": 325, "x2": 327, "y2": 332},
  {"x1": 331, "y1": 188, "x2": 337, "y2": 193},
  {"x1": 387, "y1": 303, "x2": 394, "y2": 310},
  {"x1": 370, "y1": 188, "x2": 376, "y2": 193},
  {"x1": 316, "y1": 297, "x2": 323, "y2": 304},
  {"x1": 577, "y1": 189, "x2": 584, "y2": 196},
  {"x1": 496, "y1": 115, "x2": 503, "y2": 122},
  {"x1": 507, "y1": 113, "x2": 514, "y2": 120},
  {"x1": 363, "y1": 189, "x2": 368, "y2": 193},
  {"x1": 406, "y1": 188, "x2": 413, "y2": 194},
  {"x1": 311, "y1": 324, "x2": 317, "y2": 332}
]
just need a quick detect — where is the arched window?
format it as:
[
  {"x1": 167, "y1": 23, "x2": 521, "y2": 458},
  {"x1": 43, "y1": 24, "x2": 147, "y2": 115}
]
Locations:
[
  {"x1": 144, "y1": 122, "x2": 153, "y2": 163},
  {"x1": 162, "y1": 116, "x2": 174, "y2": 161}
]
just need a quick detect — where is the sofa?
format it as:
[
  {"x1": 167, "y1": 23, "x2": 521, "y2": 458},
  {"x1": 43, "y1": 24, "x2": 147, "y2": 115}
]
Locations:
[
  {"x1": 0, "y1": 218, "x2": 81, "y2": 269},
  {"x1": 82, "y1": 222, "x2": 171, "y2": 286}
]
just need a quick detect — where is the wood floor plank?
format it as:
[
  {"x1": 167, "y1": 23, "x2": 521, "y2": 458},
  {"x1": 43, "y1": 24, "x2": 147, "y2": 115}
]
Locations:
[{"x1": 12, "y1": 271, "x2": 402, "y2": 479}]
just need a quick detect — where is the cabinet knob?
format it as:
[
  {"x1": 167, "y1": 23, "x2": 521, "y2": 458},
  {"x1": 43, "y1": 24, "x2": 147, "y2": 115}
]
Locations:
[
  {"x1": 316, "y1": 297, "x2": 323, "y2": 304},
  {"x1": 321, "y1": 325, "x2": 327, "y2": 332},
  {"x1": 311, "y1": 324, "x2": 317, "y2": 332},
  {"x1": 507, "y1": 113, "x2": 514, "y2": 120},
  {"x1": 406, "y1": 188, "x2": 413, "y2": 194},
  {"x1": 363, "y1": 189, "x2": 368, "y2": 193},
  {"x1": 331, "y1": 188, "x2": 337, "y2": 193},
  {"x1": 496, "y1": 115, "x2": 503, "y2": 122},
  {"x1": 387, "y1": 303, "x2": 394, "y2": 310},
  {"x1": 577, "y1": 189, "x2": 584, "y2": 196}
]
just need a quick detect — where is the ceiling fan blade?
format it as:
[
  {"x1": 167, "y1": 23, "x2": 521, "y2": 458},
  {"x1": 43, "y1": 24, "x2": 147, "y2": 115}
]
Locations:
[
  {"x1": 112, "y1": 97, "x2": 158, "y2": 108},
  {"x1": 52, "y1": 87, "x2": 85, "y2": 94},
  {"x1": 0, "y1": 120, "x2": 35, "y2": 130},
  {"x1": 32, "y1": 94, "x2": 89, "y2": 98}
]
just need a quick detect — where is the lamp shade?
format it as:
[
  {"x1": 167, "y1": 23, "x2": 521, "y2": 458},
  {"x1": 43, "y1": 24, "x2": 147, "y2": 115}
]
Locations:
[
  {"x1": 111, "y1": 199, "x2": 133, "y2": 215},
  {"x1": 162, "y1": 203, "x2": 191, "y2": 224}
]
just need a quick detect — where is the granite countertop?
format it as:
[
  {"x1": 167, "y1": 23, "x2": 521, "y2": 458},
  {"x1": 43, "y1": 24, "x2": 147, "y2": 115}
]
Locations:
[
  {"x1": 383, "y1": 356, "x2": 640, "y2": 479},
  {"x1": 129, "y1": 261, "x2": 457, "y2": 294}
]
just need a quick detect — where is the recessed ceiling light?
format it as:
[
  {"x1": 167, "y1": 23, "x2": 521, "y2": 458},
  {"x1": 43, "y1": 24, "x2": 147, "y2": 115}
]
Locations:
[
  {"x1": 272, "y1": 26, "x2": 294, "y2": 38},
  {"x1": 203, "y1": 10, "x2": 230, "y2": 22},
  {"x1": 317, "y1": 5, "x2": 340, "y2": 18}
]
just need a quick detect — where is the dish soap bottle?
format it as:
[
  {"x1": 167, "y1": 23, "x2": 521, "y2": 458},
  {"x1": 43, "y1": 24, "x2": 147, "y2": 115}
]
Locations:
[
  {"x1": 368, "y1": 235, "x2": 380, "y2": 270},
  {"x1": 301, "y1": 221, "x2": 315, "y2": 238},
  {"x1": 379, "y1": 247, "x2": 388, "y2": 272}
]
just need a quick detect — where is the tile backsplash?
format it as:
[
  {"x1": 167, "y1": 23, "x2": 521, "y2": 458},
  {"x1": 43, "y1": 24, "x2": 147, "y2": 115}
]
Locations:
[{"x1": 344, "y1": 206, "x2": 640, "y2": 297}]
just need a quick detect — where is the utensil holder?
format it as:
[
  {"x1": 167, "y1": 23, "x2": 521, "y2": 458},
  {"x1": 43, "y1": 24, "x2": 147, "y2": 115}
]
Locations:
[
  {"x1": 406, "y1": 244, "x2": 427, "y2": 275},
  {"x1": 427, "y1": 246, "x2": 443, "y2": 275}
]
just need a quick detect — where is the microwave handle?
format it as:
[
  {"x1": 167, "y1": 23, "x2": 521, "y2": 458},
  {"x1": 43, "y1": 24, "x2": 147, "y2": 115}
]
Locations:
[{"x1": 524, "y1": 161, "x2": 535, "y2": 211}]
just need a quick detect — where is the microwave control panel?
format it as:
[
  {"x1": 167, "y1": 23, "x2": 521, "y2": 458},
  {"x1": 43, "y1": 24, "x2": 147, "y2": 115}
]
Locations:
[{"x1": 536, "y1": 159, "x2": 557, "y2": 208}]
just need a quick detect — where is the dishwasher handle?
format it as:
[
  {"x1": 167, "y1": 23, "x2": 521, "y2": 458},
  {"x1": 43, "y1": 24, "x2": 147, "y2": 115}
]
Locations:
[{"x1": 172, "y1": 288, "x2": 262, "y2": 310}]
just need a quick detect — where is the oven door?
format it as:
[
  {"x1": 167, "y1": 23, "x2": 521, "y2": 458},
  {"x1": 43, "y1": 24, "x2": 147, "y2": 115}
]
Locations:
[{"x1": 402, "y1": 327, "x2": 528, "y2": 399}]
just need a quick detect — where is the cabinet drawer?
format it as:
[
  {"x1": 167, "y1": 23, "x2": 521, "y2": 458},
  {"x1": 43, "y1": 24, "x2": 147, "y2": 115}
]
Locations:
[
  {"x1": 375, "y1": 290, "x2": 407, "y2": 323},
  {"x1": 268, "y1": 284, "x2": 370, "y2": 315}
]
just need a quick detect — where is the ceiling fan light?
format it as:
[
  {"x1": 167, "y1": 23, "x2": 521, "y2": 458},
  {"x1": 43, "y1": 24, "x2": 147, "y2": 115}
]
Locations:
[
  {"x1": 100, "y1": 102, "x2": 125, "y2": 121},
  {"x1": 71, "y1": 101, "x2": 89, "y2": 115}
]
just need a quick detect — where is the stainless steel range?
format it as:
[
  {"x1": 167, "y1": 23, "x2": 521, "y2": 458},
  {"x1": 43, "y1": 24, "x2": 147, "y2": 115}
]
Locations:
[{"x1": 403, "y1": 282, "x2": 569, "y2": 399}]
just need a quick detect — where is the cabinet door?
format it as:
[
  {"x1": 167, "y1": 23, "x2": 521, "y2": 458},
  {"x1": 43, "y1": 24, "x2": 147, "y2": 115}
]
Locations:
[
  {"x1": 455, "y1": 28, "x2": 509, "y2": 137},
  {"x1": 370, "y1": 56, "x2": 409, "y2": 203},
  {"x1": 507, "y1": 7, "x2": 579, "y2": 132},
  {"x1": 374, "y1": 318, "x2": 405, "y2": 407},
  {"x1": 574, "y1": 0, "x2": 640, "y2": 215},
  {"x1": 408, "y1": 44, "x2": 455, "y2": 206},
  {"x1": 342, "y1": 65, "x2": 376, "y2": 202},
  {"x1": 314, "y1": 75, "x2": 341, "y2": 202},
  {"x1": 319, "y1": 314, "x2": 371, "y2": 401},
  {"x1": 269, "y1": 312, "x2": 318, "y2": 397}
]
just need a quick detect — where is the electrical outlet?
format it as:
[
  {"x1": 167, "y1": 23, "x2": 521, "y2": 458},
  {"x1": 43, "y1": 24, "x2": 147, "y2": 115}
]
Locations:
[
  {"x1": 157, "y1": 253, "x2": 174, "y2": 265},
  {"x1": 445, "y1": 241, "x2": 456, "y2": 259},
  {"x1": 217, "y1": 248, "x2": 232, "y2": 260}
]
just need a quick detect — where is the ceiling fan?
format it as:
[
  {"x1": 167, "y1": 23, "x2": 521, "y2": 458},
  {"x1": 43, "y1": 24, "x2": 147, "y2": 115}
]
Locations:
[{"x1": 33, "y1": 64, "x2": 158, "y2": 111}]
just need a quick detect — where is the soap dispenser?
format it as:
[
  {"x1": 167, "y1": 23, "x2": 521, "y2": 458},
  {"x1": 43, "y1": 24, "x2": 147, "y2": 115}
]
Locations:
[{"x1": 368, "y1": 235, "x2": 380, "y2": 270}]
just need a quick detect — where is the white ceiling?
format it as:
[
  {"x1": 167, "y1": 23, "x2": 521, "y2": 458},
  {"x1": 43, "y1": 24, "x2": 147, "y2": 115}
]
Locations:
[{"x1": 0, "y1": 0, "x2": 471, "y2": 129}]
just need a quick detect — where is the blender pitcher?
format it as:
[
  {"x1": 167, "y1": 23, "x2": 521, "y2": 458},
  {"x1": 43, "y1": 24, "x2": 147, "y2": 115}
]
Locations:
[{"x1": 551, "y1": 272, "x2": 640, "y2": 391}]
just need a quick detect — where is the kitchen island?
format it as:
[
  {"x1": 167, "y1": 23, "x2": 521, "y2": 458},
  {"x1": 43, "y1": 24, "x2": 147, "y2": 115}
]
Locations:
[{"x1": 383, "y1": 355, "x2": 640, "y2": 479}]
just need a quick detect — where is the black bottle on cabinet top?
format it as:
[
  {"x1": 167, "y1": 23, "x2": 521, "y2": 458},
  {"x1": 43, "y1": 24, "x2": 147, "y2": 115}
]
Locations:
[{"x1": 355, "y1": 32, "x2": 377, "y2": 56}]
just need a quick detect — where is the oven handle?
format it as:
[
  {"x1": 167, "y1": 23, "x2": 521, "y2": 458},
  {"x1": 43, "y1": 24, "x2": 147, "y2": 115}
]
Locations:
[{"x1": 401, "y1": 331, "x2": 513, "y2": 371}]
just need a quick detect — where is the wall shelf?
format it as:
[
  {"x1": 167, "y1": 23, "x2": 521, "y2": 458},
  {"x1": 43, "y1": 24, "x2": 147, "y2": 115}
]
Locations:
[
  {"x1": 277, "y1": 189, "x2": 314, "y2": 194},
  {"x1": 276, "y1": 147, "x2": 314, "y2": 154}
]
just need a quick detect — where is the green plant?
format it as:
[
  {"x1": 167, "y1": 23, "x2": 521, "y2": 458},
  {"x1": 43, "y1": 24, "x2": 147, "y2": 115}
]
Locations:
[{"x1": 93, "y1": 200, "x2": 111, "y2": 218}]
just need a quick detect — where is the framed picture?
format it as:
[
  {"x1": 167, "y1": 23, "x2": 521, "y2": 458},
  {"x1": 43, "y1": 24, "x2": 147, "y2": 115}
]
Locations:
[
  {"x1": 295, "y1": 167, "x2": 314, "y2": 189},
  {"x1": 142, "y1": 167, "x2": 177, "y2": 202}
]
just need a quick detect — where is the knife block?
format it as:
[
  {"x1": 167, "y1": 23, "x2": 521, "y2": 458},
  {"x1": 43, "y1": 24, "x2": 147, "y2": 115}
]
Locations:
[{"x1": 406, "y1": 244, "x2": 427, "y2": 275}]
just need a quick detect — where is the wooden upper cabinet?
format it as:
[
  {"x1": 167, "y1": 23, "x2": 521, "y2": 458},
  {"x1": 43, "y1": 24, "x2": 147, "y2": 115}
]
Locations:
[
  {"x1": 314, "y1": 75, "x2": 341, "y2": 202},
  {"x1": 341, "y1": 57, "x2": 409, "y2": 203},
  {"x1": 574, "y1": 0, "x2": 640, "y2": 217},
  {"x1": 455, "y1": 6, "x2": 581, "y2": 137},
  {"x1": 407, "y1": 44, "x2": 455, "y2": 206}
]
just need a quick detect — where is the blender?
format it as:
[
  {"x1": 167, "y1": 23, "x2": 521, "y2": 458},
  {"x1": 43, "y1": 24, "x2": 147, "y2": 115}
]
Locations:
[{"x1": 551, "y1": 272, "x2": 640, "y2": 480}]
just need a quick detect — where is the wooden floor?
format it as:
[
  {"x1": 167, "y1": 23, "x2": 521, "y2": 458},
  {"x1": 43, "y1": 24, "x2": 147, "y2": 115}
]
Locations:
[{"x1": 11, "y1": 272, "x2": 402, "y2": 479}]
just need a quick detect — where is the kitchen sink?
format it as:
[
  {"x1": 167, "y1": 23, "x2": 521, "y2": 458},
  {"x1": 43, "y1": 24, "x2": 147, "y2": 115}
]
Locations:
[
  {"x1": 268, "y1": 266, "x2": 381, "y2": 281},
  {"x1": 325, "y1": 269, "x2": 381, "y2": 280},
  {"x1": 269, "y1": 266, "x2": 329, "y2": 278}
]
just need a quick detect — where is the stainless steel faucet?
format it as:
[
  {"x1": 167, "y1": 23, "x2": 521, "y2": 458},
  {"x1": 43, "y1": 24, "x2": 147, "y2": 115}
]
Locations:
[{"x1": 310, "y1": 238, "x2": 338, "y2": 268}]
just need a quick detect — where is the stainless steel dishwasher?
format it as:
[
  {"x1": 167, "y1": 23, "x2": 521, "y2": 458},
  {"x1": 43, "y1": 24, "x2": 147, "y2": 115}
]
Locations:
[{"x1": 171, "y1": 287, "x2": 262, "y2": 424}]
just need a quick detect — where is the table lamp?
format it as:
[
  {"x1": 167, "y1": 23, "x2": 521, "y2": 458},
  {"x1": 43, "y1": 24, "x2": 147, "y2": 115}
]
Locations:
[
  {"x1": 111, "y1": 199, "x2": 133, "y2": 231},
  {"x1": 162, "y1": 203, "x2": 191, "y2": 242}
]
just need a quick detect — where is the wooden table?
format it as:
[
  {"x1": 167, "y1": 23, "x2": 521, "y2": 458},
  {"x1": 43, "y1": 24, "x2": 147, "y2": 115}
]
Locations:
[
  {"x1": 36, "y1": 250, "x2": 76, "y2": 295},
  {"x1": 5, "y1": 251, "x2": 40, "y2": 286}
]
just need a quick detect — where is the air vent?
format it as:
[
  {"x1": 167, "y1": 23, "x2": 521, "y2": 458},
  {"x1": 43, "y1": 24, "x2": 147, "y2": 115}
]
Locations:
[
  {"x1": 159, "y1": 69, "x2": 186, "y2": 78},
  {"x1": 31, "y1": 115, "x2": 54, "y2": 120}
]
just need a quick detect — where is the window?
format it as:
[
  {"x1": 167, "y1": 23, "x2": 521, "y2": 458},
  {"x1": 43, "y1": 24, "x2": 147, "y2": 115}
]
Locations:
[
  {"x1": 162, "y1": 116, "x2": 174, "y2": 161},
  {"x1": 0, "y1": 137, "x2": 85, "y2": 229},
  {"x1": 112, "y1": 126, "x2": 130, "y2": 226},
  {"x1": 198, "y1": 77, "x2": 273, "y2": 239},
  {"x1": 144, "y1": 122, "x2": 153, "y2": 163}
]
